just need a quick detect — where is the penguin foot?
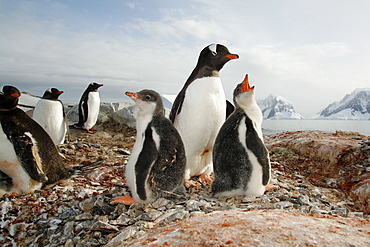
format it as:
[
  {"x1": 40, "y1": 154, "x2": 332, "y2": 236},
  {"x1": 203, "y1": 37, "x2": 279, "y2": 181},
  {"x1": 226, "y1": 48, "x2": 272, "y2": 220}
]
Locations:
[
  {"x1": 86, "y1": 129, "x2": 97, "y2": 134},
  {"x1": 198, "y1": 174, "x2": 214, "y2": 185},
  {"x1": 265, "y1": 184, "x2": 279, "y2": 191},
  {"x1": 110, "y1": 195, "x2": 137, "y2": 205},
  {"x1": 184, "y1": 179, "x2": 201, "y2": 189}
]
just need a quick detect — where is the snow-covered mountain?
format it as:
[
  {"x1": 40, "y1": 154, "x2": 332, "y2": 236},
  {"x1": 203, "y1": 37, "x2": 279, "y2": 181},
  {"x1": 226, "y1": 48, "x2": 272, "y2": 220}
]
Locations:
[
  {"x1": 257, "y1": 95, "x2": 303, "y2": 120},
  {"x1": 317, "y1": 88, "x2": 370, "y2": 120}
]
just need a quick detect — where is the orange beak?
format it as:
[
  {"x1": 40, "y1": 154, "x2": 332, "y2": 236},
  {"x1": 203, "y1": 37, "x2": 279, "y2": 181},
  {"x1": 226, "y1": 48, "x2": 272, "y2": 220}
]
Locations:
[
  {"x1": 241, "y1": 74, "x2": 255, "y2": 93},
  {"x1": 225, "y1": 54, "x2": 239, "y2": 60},
  {"x1": 125, "y1": 92, "x2": 140, "y2": 99},
  {"x1": 10, "y1": 93, "x2": 20, "y2": 98},
  {"x1": 57, "y1": 91, "x2": 64, "y2": 95}
]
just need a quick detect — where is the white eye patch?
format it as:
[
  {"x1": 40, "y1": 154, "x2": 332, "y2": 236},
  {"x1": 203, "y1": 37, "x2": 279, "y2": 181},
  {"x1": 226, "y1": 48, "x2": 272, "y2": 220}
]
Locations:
[{"x1": 208, "y1": 43, "x2": 217, "y2": 56}]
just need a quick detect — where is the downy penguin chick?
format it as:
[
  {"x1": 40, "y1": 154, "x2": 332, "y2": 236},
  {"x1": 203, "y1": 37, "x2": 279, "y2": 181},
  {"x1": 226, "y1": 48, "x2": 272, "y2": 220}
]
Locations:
[
  {"x1": 0, "y1": 85, "x2": 71, "y2": 196},
  {"x1": 121, "y1": 89, "x2": 186, "y2": 204},
  {"x1": 212, "y1": 75, "x2": 271, "y2": 197}
]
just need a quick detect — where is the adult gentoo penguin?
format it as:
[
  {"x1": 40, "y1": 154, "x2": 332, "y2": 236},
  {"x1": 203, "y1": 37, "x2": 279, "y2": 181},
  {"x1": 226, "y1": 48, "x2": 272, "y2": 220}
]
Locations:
[
  {"x1": 212, "y1": 74, "x2": 271, "y2": 197},
  {"x1": 33, "y1": 88, "x2": 68, "y2": 145},
  {"x1": 112, "y1": 89, "x2": 186, "y2": 204},
  {"x1": 169, "y1": 43, "x2": 239, "y2": 187},
  {"x1": 74, "y1": 82, "x2": 103, "y2": 133},
  {"x1": 0, "y1": 85, "x2": 71, "y2": 196}
]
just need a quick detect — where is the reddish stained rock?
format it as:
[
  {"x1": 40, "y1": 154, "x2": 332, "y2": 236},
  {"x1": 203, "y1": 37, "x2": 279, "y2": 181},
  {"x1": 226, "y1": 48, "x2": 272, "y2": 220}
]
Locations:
[
  {"x1": 265, "y1": 130, "x2": 370, "y2": 213},
  {"x1": 350, "y1": 173, "x2": 370, "y2": 214},
  {"x1": 119, "y1": 209, "x2": 370, "y2": 247}
]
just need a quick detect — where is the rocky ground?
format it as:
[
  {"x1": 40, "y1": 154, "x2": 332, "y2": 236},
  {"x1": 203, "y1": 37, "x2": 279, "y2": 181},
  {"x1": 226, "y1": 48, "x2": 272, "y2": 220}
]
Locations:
[{"x1": 0, "y1": 120, "x2": 369, "y2": 246}]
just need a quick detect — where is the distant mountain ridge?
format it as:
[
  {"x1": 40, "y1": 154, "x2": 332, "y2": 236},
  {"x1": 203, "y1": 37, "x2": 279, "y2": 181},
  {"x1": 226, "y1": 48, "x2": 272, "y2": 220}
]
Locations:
[
  {"x1": 257, "y1": 94, "x2": 303, "y2": 120},
  {"x1": 318, "y1": 88, "x2": 370, "y2": 120}
]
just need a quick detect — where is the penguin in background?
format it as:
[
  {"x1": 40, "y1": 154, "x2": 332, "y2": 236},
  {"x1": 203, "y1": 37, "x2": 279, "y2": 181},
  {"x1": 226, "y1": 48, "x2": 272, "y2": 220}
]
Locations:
[
  {"x1": 112, "y1": 89, "x2": 186, "y2": 205},
  {"x1": 33, "y1": 88, "x2": 68, "y2": 145},
  {"x1": 74, "y1": 82, "x2": 103, "y2": 133},
  {"x1": 169, "y1": 43, "x2": 239, "y2": 187},
  {"x1": 0, "y1": 85, "x2": 71, "y2": 196},
  {"x1": 212, "y1": 75, "x2": 271, "y2": 197}
]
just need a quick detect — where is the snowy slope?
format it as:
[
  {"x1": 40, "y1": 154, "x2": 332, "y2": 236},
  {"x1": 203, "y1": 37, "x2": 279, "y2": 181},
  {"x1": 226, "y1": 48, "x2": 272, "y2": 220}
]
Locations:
[
  {"x1": 318, "y1": 88, "x2": 370, "y2": 120},
  {"x1": 257, "y1": 95, "x2": 303, "y2": 120}
]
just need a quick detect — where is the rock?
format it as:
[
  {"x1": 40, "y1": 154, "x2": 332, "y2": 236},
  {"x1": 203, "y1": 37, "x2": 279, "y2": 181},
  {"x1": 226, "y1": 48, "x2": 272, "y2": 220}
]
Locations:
[
  {"x1": 106, "y1": 226, "x2": 140, "y2": 246},
  {"x1": 91, "y1": 220, "x2": 119, "y2": 232},
  {"x1": 122, "y1": 210, "x2": 370, "y2": 247},
  {"x1": 350, "y1": 174, "x2": 370, "y2": 214},
  {"x1": 75, "y1": 212, "x2": 93, "y2": 221},
  {"x1": 111, "y1": 105, "x2": 138, "y2": 127},
  {"x1": 185, "y1": 200, "x2": 201, "y2": 212},
  {"x1": 2, "y1": 130, "x2": 370, "y2": 246},
  {"x1": 140, "y1": 209, "x2": 163, "y2": 221}
]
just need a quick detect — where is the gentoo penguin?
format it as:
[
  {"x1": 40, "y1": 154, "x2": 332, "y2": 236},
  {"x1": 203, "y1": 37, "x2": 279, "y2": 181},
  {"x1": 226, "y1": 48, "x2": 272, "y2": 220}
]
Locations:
[
  {"x1": 212, "y1": 74, "x2": 271, "y2": 197},
  {"x1": 0, "y1": 85, "x2": 71, "y2": 196},
  {"x1": 112, "y1": 89, "x2": 186, "y2": 204},
  {"x1": 169, "y1": 43, "x2": 239, "y2": 187},
  {"x1": 33, "y1": 88, "x2": 68, "y2": 145},
  {"x1": 74, "y1": 82, "x2": 103, "y2": 133}
]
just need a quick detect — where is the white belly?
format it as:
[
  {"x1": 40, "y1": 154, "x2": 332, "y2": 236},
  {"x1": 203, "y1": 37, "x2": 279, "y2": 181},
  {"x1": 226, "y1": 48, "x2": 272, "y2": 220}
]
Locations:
[
  {"x1": 238, "y1": 116, "x2": 265, "y2": 196},
  {"x1": 125, "y1": 113, "x2": 155, "y2": 203},
  {"x1": 175, "y1": 77, "x2": 226, "y2": 178},
  {"x1": 84, "y1": 92, "x2": 100, "y2": 130},
  {"x1": 0, "y1": 125, "x2": 42, "y2": 196},
  {"x1": 33, "y1": 99, "x2": 66, "y2": 145}
]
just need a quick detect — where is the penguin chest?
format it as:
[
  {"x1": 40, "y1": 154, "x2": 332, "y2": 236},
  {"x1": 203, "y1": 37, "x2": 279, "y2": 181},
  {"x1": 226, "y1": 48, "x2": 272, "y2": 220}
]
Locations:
[
  {"x1": 237, "y1": 116, "x2": 265, "y2": 196},
  {"x1": 84, "y1": 92, "x2": 100, "y2": 129},
  {"x1": 125, "y1": 115, "x2": 160, "y2": 203},
  {"x1": 33, "y1": 100, "x2": 66, "y2": 144},
  {"x1": 0, "y1": 123, "x2": 20, "y2": 170},
  {"x1": 0, "y1": 124, "x2": 43, "y2": 195},
  {"x1": 176, "y1": 77, "x2": 226, "y2": 148}
]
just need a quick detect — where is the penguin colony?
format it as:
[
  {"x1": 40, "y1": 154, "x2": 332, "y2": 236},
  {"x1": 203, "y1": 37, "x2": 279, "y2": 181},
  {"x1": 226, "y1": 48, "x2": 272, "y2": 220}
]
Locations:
[
  {"x1": 0, "y1": 86, "x2": 71, "y2": 196},
  {"x1": 0, "y1": 43, "x2": 271, "y2": 203}
]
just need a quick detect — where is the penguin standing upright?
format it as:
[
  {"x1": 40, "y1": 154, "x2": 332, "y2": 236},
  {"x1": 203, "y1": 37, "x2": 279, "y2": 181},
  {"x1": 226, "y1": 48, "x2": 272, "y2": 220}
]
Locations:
[
  {"x1": 113, "y1": 89, "x2": 186, "y2": 204},
  {"x1": 75, "y1": 82, "x2": 103, "y2": 133},
  {"x1": 212, "y1": 75, "x2": 271, "y2": 197},
  {"x1": 169, "y1": 43, "x2": 238, "y2": 187},
  {"x1": 33, "y1": 88, "x2": 68, "y2": 145},
  {"x1": 0, "y1": 85, "x2": 71, "y2": 196}
]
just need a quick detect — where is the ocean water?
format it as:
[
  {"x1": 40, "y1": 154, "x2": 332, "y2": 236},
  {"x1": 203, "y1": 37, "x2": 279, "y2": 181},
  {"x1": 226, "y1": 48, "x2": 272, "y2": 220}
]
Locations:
[{"x1": 262, "y1": 120, "x2": 370, "y2": 136}]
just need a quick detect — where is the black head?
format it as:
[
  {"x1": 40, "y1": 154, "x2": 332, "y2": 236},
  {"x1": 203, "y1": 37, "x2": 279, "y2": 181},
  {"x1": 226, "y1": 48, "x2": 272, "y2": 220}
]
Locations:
[
  {"x1": 0, "y1": 85, "x2": 21, "y2": 111},
  {"x1": 197, "y1": 43, "x2": 239, "y2": 71},
  {"x1": 42, "y1": 88, "x2": 63, "y2": 100},
  {"x1": 86, "y1": 82, "x2": 103, "y2": 92},
  {"x1": 125, "y1": 89, "x2": 164, "y2": 116}
]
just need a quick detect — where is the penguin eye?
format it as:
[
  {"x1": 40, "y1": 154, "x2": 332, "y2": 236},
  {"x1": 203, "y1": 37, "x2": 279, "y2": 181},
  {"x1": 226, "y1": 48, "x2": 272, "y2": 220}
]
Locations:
[{"x1": 145, "y1": 95, "x2": 151, "y2": 100}]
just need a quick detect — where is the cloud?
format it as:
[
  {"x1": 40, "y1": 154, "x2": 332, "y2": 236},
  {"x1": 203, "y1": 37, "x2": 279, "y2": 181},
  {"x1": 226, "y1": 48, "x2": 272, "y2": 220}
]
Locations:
[
  {"x1": 126, "y1": 2, "x2": 137, "y2": 9},
  {"x1": 1, "y1": 1, "x2": 370, "y2": 116}
]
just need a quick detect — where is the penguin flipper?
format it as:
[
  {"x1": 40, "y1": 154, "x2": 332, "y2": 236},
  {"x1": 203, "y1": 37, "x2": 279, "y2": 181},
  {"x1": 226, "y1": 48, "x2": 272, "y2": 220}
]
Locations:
[
  {"x1": 169, "y1": 90, "x2": 186, "y2": 123},
  {"x1": 134, "y1": 125, "x2": 159, "y2": 202},
  {"x1": 8, "y1": 133, "x2": 48, "y2": 182},
  {"x1": 76, "y1": 97, "x2": 88, "y2": 127},
  {"x1": 226, "y1": 100, "x2": 235, "y2": 119}
]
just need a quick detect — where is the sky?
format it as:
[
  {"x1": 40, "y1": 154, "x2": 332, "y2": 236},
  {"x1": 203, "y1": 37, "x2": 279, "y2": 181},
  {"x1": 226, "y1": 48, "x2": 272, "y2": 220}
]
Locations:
[{"x1": 1, "y1": 0, "x2": 370, "y2": 117}]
